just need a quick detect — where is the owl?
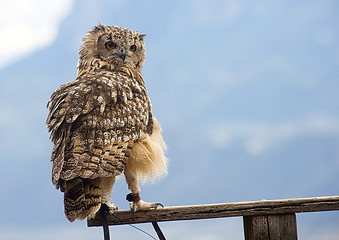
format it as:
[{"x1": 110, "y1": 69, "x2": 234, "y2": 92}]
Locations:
[{"x1": 46, "y1": 24, "x2": 167, "y2": 222}]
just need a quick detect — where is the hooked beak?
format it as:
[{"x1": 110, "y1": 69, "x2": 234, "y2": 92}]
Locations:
[{"x1": 119, "y1": 48, "x2": 126, "y2": 61}]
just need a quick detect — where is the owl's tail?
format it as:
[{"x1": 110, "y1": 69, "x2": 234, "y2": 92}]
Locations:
[{"x1": 64, "y1": 178, "x2": 102, "y2": 222}]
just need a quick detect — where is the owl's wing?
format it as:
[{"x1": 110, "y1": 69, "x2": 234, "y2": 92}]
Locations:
[{"x1": 47, "y1": 71, "x2": 152, "y2": 188}]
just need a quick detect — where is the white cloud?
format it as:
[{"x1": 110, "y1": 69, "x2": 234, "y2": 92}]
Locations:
[
  {"x1": 0, "y1": 0, "x2": 74, "y2": 70},
  {"x1": 208, "y1": 113, "x2": 339, "y2": 155}
]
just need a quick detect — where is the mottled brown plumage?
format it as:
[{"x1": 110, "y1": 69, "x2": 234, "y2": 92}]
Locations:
[{"x1": 47, "y1": 25, "x2": 167, "y2": 222}]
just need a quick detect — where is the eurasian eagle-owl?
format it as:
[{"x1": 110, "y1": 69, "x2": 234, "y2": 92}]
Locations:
[{"x1": 46, "y1": 24, "x2": 167, "y2": 222}]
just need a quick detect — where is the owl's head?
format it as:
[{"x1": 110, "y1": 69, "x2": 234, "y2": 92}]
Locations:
[{"x1": 77, "y1": 25, "x2": 146, "y2": 75}]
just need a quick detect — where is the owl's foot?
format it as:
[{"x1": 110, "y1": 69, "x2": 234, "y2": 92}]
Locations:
[
  {"x1": 88, "y1": 203, "x2": 117, "y2": 219},
  {"x1": 101, "y1": 202, "x2": 118, "y2": 214},
  {"x1": 129, "y1": 200, "x2": 163, "y2": 212},
  {"x1": 126, "y1": 193, "x2": 164, "y2": 212}
]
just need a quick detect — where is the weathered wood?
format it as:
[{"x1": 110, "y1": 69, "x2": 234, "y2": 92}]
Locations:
[
  {"x1": 244, "y1": 214, "x2": 297, "y2": 240},
  {"x1": 244, "y1": 215, "x2": 269, "y2": 240},
  {"x1": 268, "y1": 214, "x2": 297, "y2": 239},
  {"x1": 88, "y1": 196, "x2": 339, "y2": 227}
]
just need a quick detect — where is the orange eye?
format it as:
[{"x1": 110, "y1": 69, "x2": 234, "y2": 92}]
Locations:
[
  {"x1": 130, "y1": 45, "x2": 137, "y2": 52},
  {"x1": 105, "y1": 41, "x2": 116, "y2": 50}
]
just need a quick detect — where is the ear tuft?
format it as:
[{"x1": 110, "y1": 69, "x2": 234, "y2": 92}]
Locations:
[{"x1": 139, "y1": 33, "x2": 146, "y2": 40}]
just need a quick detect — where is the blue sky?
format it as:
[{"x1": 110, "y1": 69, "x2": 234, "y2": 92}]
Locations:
[{"x1": 0, "y1": 0, "x2": 339, "y2": 239}]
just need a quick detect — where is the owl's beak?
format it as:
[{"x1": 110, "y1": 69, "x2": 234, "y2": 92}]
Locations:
[{"x1": 119, "y1": 48, "x2": 126, "y2": 61}]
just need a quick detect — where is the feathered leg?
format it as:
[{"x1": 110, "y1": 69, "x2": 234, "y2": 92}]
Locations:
[
  {"x1": 100, "y1": 176, "x2": 118, "y2": 212},
  {"x1": 124, "y1": 165, "x2": 163, "y2": 212}
]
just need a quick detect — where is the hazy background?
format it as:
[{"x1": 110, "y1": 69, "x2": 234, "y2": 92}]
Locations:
[{"x1": 0, "y1": 0, "x2": 338, "y2": 239}]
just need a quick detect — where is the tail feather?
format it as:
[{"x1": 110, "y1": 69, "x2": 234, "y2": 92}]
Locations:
[{"x1": 64, "y1": 178, "x2": 102, "y2": 222}]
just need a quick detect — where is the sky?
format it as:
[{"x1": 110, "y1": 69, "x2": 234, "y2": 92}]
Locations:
[{"x1": 0, "y1": 0, "x2": 339, "y2": 239}]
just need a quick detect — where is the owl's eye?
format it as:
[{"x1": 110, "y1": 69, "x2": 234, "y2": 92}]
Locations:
[
  {"x1": 105, "y1": 41, "x2": 116, "y2": 50},
  {"x1": 130, "y1": 45, "x2": 137, "y2": 52}
]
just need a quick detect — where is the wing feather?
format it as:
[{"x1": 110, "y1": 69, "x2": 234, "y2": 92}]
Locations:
[{"x1": 47, "y1": 70, "x2": 152, "y2": 188}]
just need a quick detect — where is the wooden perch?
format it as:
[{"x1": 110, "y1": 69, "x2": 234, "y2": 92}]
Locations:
[{"x1": 87, "y1": 195, "x2": 339, "y2": 227}]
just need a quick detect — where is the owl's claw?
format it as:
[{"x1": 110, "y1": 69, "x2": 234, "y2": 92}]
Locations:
[
  {"x1": 129, "y1": 200, "x2": 164, "y2": 212},
  {"x1": 101, "y1": 202, "x2": 118, "y2": 214},
  {"x1": 126, "y1": 193, "x2": 163, "y2": 212}
]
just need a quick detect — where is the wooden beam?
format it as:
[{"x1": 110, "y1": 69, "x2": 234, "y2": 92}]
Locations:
[
  {"x1": 243, "y1": 215, "x2": 269, "y2": 240},
  {"x1": 244, "y1": 213, "x2": 297, "y2": 240},
  {"x1": 88, "y1": 196, "x2": 339, "y2": 227}
]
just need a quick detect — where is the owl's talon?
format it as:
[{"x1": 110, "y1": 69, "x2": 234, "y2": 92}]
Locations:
[
  {"x1": 129, "y1": 200, "x2": 164, "y2": 212},
  {"x1": 101, "y1": 202, "x2": 118, "y2": 213}
]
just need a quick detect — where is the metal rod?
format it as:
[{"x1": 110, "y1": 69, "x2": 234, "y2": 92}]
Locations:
[
  {"x1": 100, "y1": 208, "x2": 110, "y2": 240},
  {"x1": 152, "y1": 222, "x2": 166, "y2": 240}
]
